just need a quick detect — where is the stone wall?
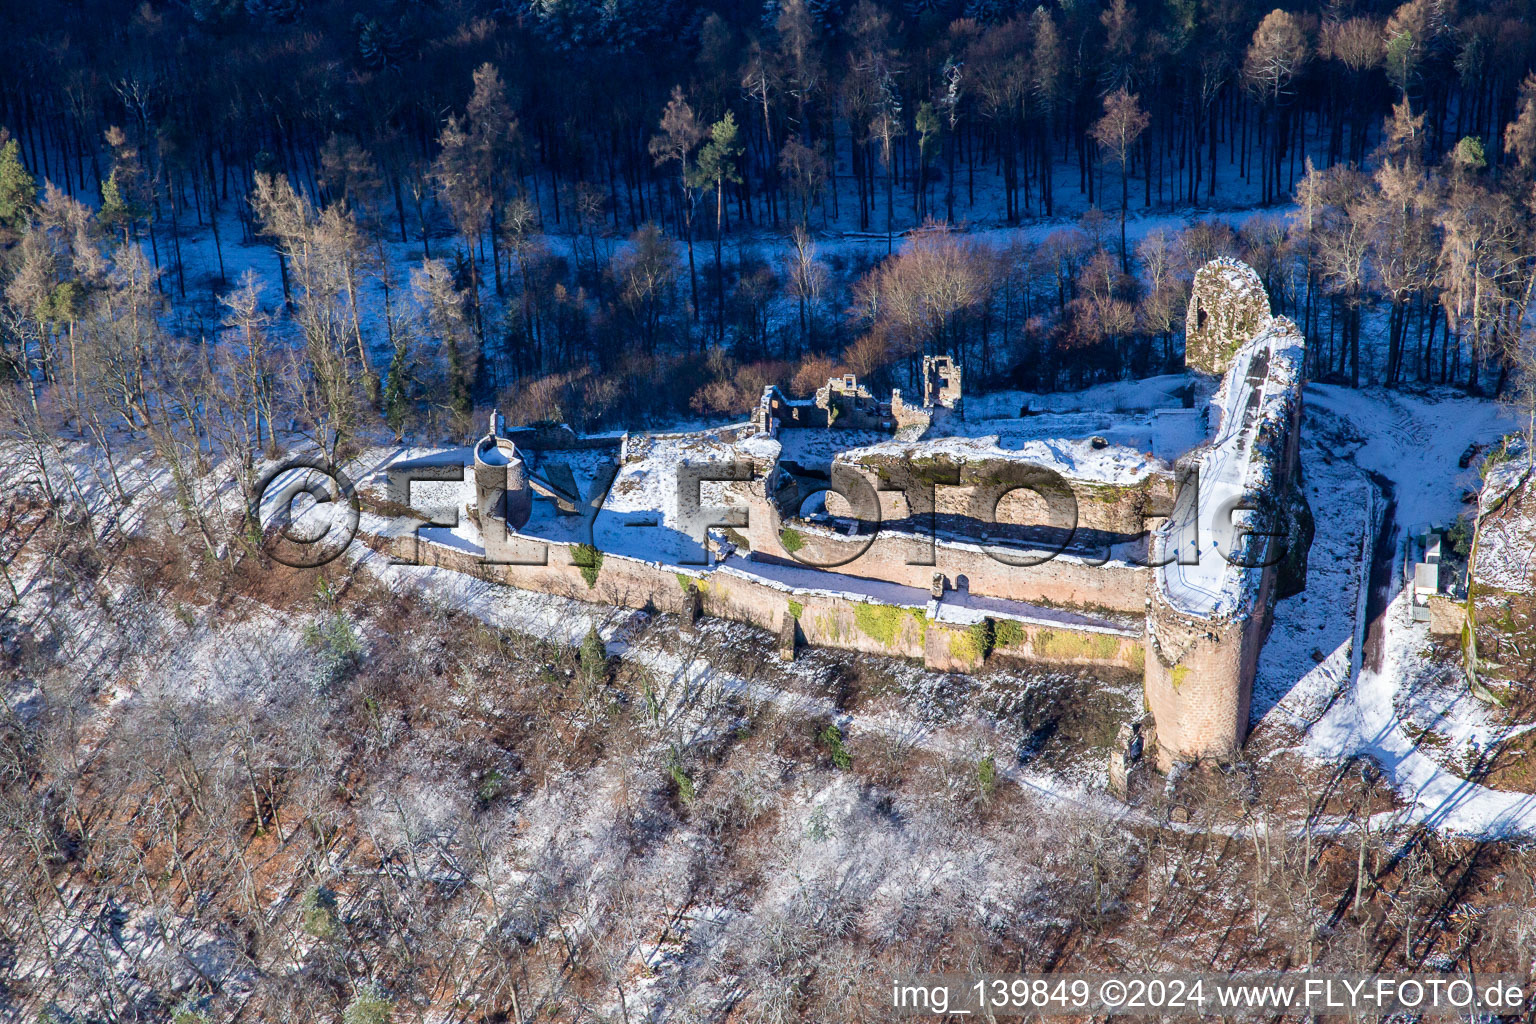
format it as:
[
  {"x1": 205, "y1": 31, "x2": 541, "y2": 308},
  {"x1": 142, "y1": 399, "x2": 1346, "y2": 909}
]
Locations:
[
  {"x1": 1185, "y1": 258, "x2": 1272, "y2": 375},
  {"x1": 922, "y1": 354, "x2": 963, "y2": 410},
  {"x1": 364, "y1": 521, "x2": 1141, "y2": 673},
  {"x1": 756, "y1": 508, "x2": 1150, "y2": 614},
  {"x1": 754, "y1": 385, "x2": 829, "y2": 433},
  {"x1": 506, "y1": 422, "x2": 624, "y2": 451},
  {"x1": 815, "y1": 374, "x2": 892, "y2": 430},
  {"x1": 1143, "y1": 565, "x2": 1273, "y2": 769},
  {"x1": 823, "y1": 455, "x2": 1176, "y2": 542}
]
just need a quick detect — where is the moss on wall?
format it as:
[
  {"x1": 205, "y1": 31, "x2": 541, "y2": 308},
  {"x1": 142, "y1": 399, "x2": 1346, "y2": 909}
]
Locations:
[
  {"x1": 1035, "y1": 628, "x2": 1121, "y2": 663},
  {"x1": 816, "y1": 611, "x2": 853, "y2": 644},
  {"x1": 1171, "y1": 664, "x2": 1189, "y2": 689},
  {"x1": 949, "y1": 619, "x2": 995, "y2": 663},
  {"x1": 788, "y1": 598, "x2": 804, "y2": 620},
  {"x1": 853, "y1": 602, "x2": 926, "y2": 648},
  {"x1": 571, "y1": 544, "x2": 603, "y2": 589},
  {"x1": 994, "y1": 619, "x2": 1025, "y2": 649},
  {"x1": 948, "y1": 630, "x2": 976, "y2": 663},
  {"x1": 779, "y1": 527, "x2": 805, "y2": 553}
]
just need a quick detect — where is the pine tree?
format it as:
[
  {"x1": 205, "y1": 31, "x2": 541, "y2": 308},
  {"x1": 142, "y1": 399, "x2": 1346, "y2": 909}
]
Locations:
[
  {"x1": 383, "y1": 340, "x2": 412, "y2": 442},
  {"x1": 343, "y1": 983, "x2": 393, "y2": 1024},
  {"x1": 98, "y1": 168, "x2": 133, "y2": 240},
  {"x1": 914, "y1": 101, "x2": 940, "y2": 221},
  {"x1": 0, "y1": 137, "x2": 36, "y2": 231},
  {"x1": 692, "y1": 112, "x2": 743, "y2": 344}
]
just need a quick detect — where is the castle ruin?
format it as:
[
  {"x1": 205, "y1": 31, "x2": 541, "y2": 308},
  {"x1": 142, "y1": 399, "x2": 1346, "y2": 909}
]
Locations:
[{"x1": 369, "y1": 259, "x2": 1309, "y2": 770}]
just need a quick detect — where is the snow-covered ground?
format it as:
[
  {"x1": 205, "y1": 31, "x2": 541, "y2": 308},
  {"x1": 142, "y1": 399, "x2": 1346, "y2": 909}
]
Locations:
[
  {"x1": 1471, "y1": 445, "x2": 1536, "y2": 593},
  {"x1": 1306, "y1": 584, "x2": 1536, "y2": 837},
  {"x1": 1250, "y1": 402, "x2": 1373, "y2": 732},
  {"x1": 1258, "y1": 386, "x2": 1536, "y2": 838},
  {"x1": 140, "y1": 175, "x2": 1300, "y2": 410},
  {"x1": 840, "y1": 430, "x2": 1169, "y2": 487}
]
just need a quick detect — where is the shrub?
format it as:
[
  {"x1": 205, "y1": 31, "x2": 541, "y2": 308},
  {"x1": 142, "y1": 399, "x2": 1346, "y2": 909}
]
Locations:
[
  {"x1": 477, "y1": 770, "x2": 507, "y2": 804},
  {"x1": 579, "y1": 627, "x2": 607, "y2": 682},
  {"x1": 303, "y1": 612, "x2": 361, "y2": 693},
  {"x1": 645, "y1": 683, "x2": 662, "y2": 725},
  {"x1": 779, "y1": 527, "x2": 805, "y2": 553},
  {"x1": 690, "y1": 378, "x2": 747, "y2": 415},
  {"x1": 994, "y1": 619, "x2": 1025, "y2": 649},
  {"x1": 300, "y1": 885, "x2": 340, "y2": 940},
  {"x1": 792, "y1": 355, "x2": 842, "y2": 397},
  {"x1": 1482, "y1": 439, "x2": 1513, "y2": 475},
  {"x1": 667, "y1": 749, "x2": 696, "y2": 803},
  {"x1": 343, "y1": 983, "x2": 393, "y2": 1024},
  {"x1": 571, "y1": 543, "x2": 603, "y2": 588},
  {"x1": 976, "y1": 753, "x2": 997, "y2": 801},
  {"x1": 1446, "y1": 515, "x2": 1473, "y2": 558},
  {"x1": 171, "y1": 999, "x2": 211, "y2": 1024},
  {"x1": 967, "y1": 619, "x2": 995, "y2": 659},
  {"x1": 821, "y1": 723, "x2": 852, "y2": 770}
]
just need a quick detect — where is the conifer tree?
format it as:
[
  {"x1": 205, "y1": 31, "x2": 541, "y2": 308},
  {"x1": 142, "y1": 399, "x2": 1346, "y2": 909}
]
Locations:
[
  {"x1": 0, "y1": 136, "x2": 36, "y2": 232},
  {"x1": 693, "y1": 112, "x2": 743, "y2": 344}
]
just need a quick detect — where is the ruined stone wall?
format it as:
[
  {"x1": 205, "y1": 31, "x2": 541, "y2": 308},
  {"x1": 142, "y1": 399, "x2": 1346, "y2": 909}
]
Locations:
[
  {"x1": 823, "y1": 457, "x2": 1176, "y2": 540},
  {"x1": 755, "y1": 385, "x2": 830, "y2": 433},
  {"x1": 741, "y1": 477, "x2": 1147, "y2": 612},
  {"x1": 991, "y1": 620, "x2": 1144, "y2": 672},
  {"x1": 922, "y1": 355, "x2": 963, "y2": 409},
  {"x1": 364, "y1": 521, "x2": 1140, "y2": 672},
  {"x1": 889, "y1": 391, "x2": 933, "y2": 433},
  {"x1": 756, "y1": 519, "x2": 1150, "y2": 613},
  {"x1": 506, "y1": 423, "x2": 624, "y2": 451},
  {"x1": 1185, "y1": 258, "x2": 1272, "y2": 375}
]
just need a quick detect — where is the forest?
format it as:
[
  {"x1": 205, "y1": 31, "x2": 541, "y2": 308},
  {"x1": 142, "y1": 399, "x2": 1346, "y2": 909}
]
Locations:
[{"x1": 2, "y1": 0, "x2": 1536, "y2": 463}]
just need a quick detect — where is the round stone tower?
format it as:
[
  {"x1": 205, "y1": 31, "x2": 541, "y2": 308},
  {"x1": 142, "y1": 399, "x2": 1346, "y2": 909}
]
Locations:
[{"x1": 473, "y1": 411, "x2": 532, "y2": 532}]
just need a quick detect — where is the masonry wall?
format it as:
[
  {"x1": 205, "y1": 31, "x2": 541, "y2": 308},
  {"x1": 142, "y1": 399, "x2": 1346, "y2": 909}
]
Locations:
[
  {"x1": 1185, "y1": 259, "x2": 1272, "y2": 375},
  {"x1": 1143, "y1": 562, "x2": 1273, "y2": 769},
  {"x1": 824, "y1": 457, "x2": 1176, "y2": 539},
  {"x1": 753, "y1": 507, "x2": 1150, "y2": 614},
  {"x1": 364, "y1": 522, "x2": 1141, "y2": 673}
]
